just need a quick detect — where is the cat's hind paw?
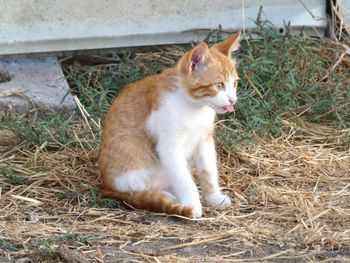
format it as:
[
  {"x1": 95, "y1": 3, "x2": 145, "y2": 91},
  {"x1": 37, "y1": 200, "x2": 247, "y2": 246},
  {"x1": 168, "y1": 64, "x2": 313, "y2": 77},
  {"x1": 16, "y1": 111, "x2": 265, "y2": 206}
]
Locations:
[{"x1": 204, "y1": 192, "x2": 231, "y2": 209}]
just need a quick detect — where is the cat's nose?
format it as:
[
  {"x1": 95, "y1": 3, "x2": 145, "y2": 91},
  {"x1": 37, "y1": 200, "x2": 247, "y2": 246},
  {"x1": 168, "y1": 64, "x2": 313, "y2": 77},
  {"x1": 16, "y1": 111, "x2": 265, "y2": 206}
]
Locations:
[{"x1": 228, "y1": 98, "x2": 237, "y2": 104}]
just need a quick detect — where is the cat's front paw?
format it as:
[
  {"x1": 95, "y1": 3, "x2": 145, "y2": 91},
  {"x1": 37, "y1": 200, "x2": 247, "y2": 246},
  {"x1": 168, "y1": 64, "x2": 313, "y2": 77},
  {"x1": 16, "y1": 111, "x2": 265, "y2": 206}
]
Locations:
[
  {"x1": 191, "y1": 203, "x2": 203, "y2": 218},
  {"x1": 204, "y1": 192, "x2": 231, "y2": 209}
]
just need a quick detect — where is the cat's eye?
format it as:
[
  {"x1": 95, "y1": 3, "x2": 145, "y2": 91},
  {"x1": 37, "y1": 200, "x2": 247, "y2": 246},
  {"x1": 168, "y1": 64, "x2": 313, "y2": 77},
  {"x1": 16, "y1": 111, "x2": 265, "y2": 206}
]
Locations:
[{"x1": 215, "y1": 82, "x2": 225, "y2": 91}]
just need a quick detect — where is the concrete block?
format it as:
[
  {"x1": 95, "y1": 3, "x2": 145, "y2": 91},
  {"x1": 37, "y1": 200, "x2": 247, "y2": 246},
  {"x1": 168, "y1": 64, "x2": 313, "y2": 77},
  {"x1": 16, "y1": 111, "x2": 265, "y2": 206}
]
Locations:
[{"x1": 0, "y1": 56, "x2": 75, "y2": 115}]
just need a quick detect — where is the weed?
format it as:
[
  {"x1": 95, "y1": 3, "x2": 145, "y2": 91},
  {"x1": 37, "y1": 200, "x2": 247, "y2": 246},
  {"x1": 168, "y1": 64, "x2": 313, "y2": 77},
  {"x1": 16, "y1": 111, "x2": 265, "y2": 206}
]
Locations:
[
  {"x1": 59, "y1": 191, "x2": 85, "y2": 204},
  {"x1": 0, "y1": 240, "x2": 23, "y2": 252},
  {"x1": 89, "y1": 188, "x2": 118, "y2": 208},
  {"x1": 0, "y1": 165, "x2": 27, "y2": 185},
  {"x1": 31, "y1": 232, "x2": 91, "y2": 258},
  {"x1": 1, "y1": 113, "x2": 99, "y2": 150}
]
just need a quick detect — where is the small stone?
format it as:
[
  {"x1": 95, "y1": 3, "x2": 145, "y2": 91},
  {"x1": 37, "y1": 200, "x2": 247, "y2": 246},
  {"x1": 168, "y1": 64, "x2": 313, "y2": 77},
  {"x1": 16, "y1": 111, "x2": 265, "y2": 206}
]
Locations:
[
  {"x1": 0, "y1": 70, "x2": 12, "y2": 83},
  {"x1": 26, "y1": 212, "x2": 39, "y2": 223},
  {"x1": 0, "y1": 145, "x2": 10, "y2": 152},
  {"x1": 0, "y1": 129, "x2": 17, "y2": 146},
  {"x1": 15, "y1": 257, "x2": 33, "y2": 263}
]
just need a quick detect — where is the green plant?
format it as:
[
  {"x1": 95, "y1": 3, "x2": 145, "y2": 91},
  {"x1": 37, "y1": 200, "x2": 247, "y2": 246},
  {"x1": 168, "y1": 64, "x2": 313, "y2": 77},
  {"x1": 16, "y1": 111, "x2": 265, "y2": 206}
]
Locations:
[
  {"x1": 32, "y1": 233, "x2": 91, "y2": 258},
  {"x1": 0, "y1": 165, "x2": 27, "y2": 185},
  {"x1": 0, "y1": 240, "x2": 23, "y2": 252},
  {"x1": 88, "y1": 188, "x2": 118, "y2": 208}
]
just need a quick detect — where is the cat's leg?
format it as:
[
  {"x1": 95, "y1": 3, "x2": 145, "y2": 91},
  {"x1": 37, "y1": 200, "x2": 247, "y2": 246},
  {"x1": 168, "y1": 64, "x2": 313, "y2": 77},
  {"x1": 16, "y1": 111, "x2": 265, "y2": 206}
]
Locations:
[
  {"x1": 115, "y1": 167, "x2": 180, "y2": 205},
  {"x1": 157, "y1": 141, "x2": 202, "y2": 218},
  {"x1": 113, "y1": 167, "x2": 169, "y2": 192},
  {"x1": 113, "y1": 169, "x2": 152, "y2": 192},
  {"x1": 194, "y1": 137, "x2": 231, "y2": 209}
]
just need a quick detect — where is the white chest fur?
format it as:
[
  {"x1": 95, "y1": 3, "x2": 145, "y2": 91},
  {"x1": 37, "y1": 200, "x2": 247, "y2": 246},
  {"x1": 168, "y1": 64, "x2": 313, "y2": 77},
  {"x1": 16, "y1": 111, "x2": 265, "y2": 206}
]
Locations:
[{"x1": 146, "y1": 89, "x2": 216, "y2": 159}]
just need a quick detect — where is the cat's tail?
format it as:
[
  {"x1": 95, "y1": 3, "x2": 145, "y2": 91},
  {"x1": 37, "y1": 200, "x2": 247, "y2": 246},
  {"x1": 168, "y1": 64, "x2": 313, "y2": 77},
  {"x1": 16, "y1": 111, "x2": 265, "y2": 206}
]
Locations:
[{"x1": 101, "y1": 189, "x2": 193, "y2": 218}]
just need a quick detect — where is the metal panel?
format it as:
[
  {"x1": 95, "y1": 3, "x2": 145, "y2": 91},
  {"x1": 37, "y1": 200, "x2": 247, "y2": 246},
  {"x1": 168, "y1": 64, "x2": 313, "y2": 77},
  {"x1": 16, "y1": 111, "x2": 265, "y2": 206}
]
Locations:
[{"x1": 0, "y1": 0, "x2": 327, "y2": 55}]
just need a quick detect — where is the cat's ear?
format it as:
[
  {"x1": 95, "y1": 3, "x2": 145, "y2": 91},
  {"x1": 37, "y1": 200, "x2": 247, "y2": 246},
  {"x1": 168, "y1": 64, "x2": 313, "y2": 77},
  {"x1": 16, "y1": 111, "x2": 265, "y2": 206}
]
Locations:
[
  {"x1": 186, "y1": 42, "x2": 210, "y2": 75},
  {"x1": 212, "y1": 31, "x2": 241, "y2": 57}
]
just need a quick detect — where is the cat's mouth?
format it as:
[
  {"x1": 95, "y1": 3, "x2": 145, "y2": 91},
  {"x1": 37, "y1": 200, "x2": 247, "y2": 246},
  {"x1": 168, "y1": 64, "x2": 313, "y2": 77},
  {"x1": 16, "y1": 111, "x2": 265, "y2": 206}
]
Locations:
[{"x1": 220, "y1": 105, "x2": 234, "y2": 112}]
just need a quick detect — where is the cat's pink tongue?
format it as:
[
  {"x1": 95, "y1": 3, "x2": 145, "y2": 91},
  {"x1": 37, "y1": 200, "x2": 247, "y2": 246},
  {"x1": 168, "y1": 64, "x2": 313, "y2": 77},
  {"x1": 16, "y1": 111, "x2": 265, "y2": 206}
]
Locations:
[{"x1": 223, "y1": 105, "x2": 234, "y2": 112}]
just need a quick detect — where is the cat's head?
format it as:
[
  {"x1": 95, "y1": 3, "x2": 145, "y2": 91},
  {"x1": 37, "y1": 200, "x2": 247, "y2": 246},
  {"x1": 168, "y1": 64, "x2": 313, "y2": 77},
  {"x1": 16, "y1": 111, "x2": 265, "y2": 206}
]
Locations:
[{"x1": 177, "y1": 32, "x2": 241, "y2": 114}]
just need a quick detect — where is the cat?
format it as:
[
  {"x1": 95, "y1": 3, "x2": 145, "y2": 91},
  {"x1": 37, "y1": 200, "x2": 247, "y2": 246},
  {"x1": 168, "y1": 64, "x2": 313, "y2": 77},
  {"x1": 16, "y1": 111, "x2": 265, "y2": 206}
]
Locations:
[{"x1": 99, "y1": 32, "x2": 241, "y2": 218}]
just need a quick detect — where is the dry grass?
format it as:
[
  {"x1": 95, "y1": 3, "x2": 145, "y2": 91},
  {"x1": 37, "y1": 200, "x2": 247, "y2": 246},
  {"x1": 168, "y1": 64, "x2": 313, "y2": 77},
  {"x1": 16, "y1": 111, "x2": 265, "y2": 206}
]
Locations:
[
  {"x1": 328, "y1": 0, "x2": 350, "y2": 45},
  {"x1": 1, "y1": 113, "x2": 349, "y2": 262}
]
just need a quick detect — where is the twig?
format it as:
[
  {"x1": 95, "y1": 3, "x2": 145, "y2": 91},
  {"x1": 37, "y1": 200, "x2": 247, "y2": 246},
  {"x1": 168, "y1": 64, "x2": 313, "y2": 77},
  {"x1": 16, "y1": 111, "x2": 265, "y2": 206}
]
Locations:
[
  {"x1": 245, "y1": 77, "x2": 264, "y2": 99},
  {"x1": 160, "y1": 232, "x2": 231, "y2": 251},
  {"x1": 298, "y1": 0, "x2": 326, "y2": 21},
  {"x1": 73, "y1": 95, "x2": 100, "y2": 129},
  {"x1": 10, "y1": 195, "x2": 43, "y2": 205}
]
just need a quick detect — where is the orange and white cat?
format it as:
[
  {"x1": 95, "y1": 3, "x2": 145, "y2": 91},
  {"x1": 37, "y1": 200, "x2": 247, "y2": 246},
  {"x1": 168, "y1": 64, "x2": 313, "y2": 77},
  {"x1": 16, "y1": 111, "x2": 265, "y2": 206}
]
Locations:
[{"x1": 99, "y1": 32, "x2": 241, "y2": 218}]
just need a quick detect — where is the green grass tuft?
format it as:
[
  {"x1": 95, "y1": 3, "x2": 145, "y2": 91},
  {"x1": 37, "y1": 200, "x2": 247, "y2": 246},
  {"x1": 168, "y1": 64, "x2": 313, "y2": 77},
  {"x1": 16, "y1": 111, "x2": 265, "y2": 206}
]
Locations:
[
  {"x1": 59, "y1": 191, "x2": 85, "y2": 204},
  {"x1": 88, "y1": 188, "x2": 119, "y2": 208},
  {"x1": 0, "y1": 240, "x2": 23, "y2": 252},
  {"x1": 0, "y1": 165, "x2": 28, "y2": 185},
  {"x1": 31, "y1": 232, "x2": 91, "y2": 258},
  {"x1": 1, "y1": 113, "x2": 99, "y2": 150}
]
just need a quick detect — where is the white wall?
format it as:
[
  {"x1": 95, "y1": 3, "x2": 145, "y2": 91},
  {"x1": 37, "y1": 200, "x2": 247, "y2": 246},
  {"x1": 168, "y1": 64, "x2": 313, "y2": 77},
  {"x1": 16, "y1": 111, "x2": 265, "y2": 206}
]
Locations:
[
  {"x1": 341, "y1": 0, "x2": 350, "y2": 32},
  {"x1": 0, "y1": 0, "x2": 327, "y2": 55}
]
